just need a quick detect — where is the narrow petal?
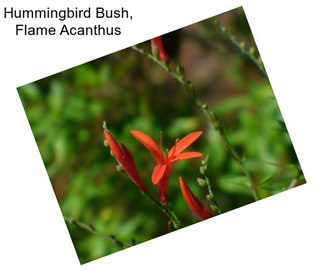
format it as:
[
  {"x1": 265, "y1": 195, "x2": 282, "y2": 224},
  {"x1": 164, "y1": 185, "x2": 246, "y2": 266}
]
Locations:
[
  {"x1": 120, "y1": 143, "x2": 147, "y2": 192},
  {"x1": 130, "y1": 130, "x2": 164, "y2": 163},
  {"x1": 171, "y1": 152, "x2": 202, "y2": 162},
  {"x1": 104, "y1": 130, "x2": 123, "y2": 161},
  {"x1": 179, "y1": 176, "x2": 212, "y2": 220},
  {"x1": 168, "y1": 131, "x2": 203, "y2": 158},
  {"x1": 151, "y1": 164, "x2": 167, "y2": 185}
]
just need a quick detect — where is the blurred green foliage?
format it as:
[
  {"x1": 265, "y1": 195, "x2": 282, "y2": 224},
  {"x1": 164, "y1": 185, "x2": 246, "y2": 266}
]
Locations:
[{"x1": 18, "y1": 7, "x2": 304, "y2": 264}]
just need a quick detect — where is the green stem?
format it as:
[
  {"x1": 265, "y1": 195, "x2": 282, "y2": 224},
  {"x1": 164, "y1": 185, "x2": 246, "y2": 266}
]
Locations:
[
  {"x1": 200, "y1": 156, "x2": 222, "y2": 214},
  {"x1": 204, "y1": 175, "x2": 222, "y2": 214},
  {"x1": 213, "y1": 19, "x2": 267, "y2": 77},
  {"x1": 142, "y1": 191, "x2": 181, "y2": 229},
  {"x1": 64, "y1": 216, "x2": 126, "y2": 249},
  {"x1": 132, "y1": 45, "x2": 259, "y2": 201}
]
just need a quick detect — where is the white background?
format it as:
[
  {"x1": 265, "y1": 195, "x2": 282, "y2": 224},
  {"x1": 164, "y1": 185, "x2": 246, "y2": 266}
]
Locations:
[{"x1": 0, "y1": 0, "x2": 322, "y2": 270}]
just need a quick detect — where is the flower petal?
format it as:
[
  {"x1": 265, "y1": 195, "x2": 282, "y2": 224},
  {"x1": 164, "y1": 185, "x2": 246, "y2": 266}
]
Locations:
[
  {"x1": 152, "y1": 164, "x2": 167, "y2": 185},
  {"x1": 179, "y1": 176, "x2": 212, "y2": 220},
  {"x1": 171, "y1": 152, "x2": 202, "y2": 162},
  {"x1": 104, "y1": 130, "x2": 123, "y2": 161},
  {"x1": 168, "y1": 131, "x2": 203, "y2": 158},
  {"x1": 130, "y1": 130, "x2": 164, "y2": 163}
]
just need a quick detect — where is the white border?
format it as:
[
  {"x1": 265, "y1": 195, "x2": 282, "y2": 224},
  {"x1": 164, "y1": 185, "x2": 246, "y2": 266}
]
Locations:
[{"x1": 0, "y1": 0, "x2": 322, "y2": 270}]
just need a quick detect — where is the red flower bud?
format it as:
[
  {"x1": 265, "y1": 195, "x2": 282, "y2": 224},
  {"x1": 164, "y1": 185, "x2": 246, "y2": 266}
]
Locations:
[
  {"x1": 104, "y1": 129, "x2": 147, "y2": 192},
  {"x1": 151, "y1": 36, "x2": 169, "y2": 61},
  {"x1": 179, "y1": 176, "x2": 212, "y2": 220}
]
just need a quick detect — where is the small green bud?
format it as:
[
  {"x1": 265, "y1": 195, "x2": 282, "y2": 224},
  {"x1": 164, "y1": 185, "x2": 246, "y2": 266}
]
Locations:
[
  {"x1": 199, "y1": 166, "x2": 207, "y2": 175},
  {"x1": 209, "y1": 111, "x2": 216, "y2": 121},
  {"x1": 240, "y1": 41, "x2": 245, "y2": 50},
  {"x1": 209, "y1": 112, "x2": 220, "y2": 129},
  {"x1": 110, "y1": 150, "x2": 114, "y2": 157},
  {"x1": 116, "y1": 164, "x2": 123, "y2": 172},
  {"x1": 202, "y1": 104, "x2": 208, "y2": 110},
  {"x1": 209, "y1": 204, "x2": 218, "y2": 212},
  {"x1": 104, "y1": 140, "x2": 108, "y2": 147},
  {"x1": 196, "y1": 177, "x2": 207, "y2": 187},
  {"x1": 152, "y1": 49, "x2": 159, "y2": 60},
  {"x1": 249, "y1": 46, "x2": 255, "y2": 56},
  {"x1": 201, "y1": 160, "x2": 207, "y2": 166},
  {"x1": 187, "y1": 81, "x2": 195, "y2": 94},
  {"x1": 206, "y1": 194, "x2": 214, "y2": 201},
  {"x1": 257, "y1": 56, "x2": 263, "y2": 64},
  {"x1": 176, "y1": 66, "x2": 185, "y2": 77},
  {"x1": 103, "y1": 121, "x2": 108, "y2": 131}
]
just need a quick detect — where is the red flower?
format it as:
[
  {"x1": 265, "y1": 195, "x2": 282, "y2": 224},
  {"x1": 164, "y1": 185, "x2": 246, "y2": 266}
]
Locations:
[
  {"x1": 104, "y1": 129, "x2": 147, "y2": 192},
  {"x1": 151, "y1": 36, "x2": 169, "y2": 61},
  {"x1": 130, "y1": 130, "x2": 203, "y2": 202},
  {"x1": 179, "y1": 176, "x2": 212, "y2": 220}
]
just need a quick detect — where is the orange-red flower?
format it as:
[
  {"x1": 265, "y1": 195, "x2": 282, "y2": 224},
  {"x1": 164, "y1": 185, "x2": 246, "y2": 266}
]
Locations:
[
  {"x1": 151, "y1": 36, "x2": 169, "y2": 61},
  {"x1": 104, "y1": 129, "x2": 147, "y2": 192},
  {"x1": 179, "y1": 176, "x2": 212, "y2": 220},
  {"x1": 130, "y1": 130, "x2": 203, "y2": 202}
]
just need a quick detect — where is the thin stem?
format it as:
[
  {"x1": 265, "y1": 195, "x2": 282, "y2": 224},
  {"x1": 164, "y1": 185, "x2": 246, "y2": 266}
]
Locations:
[
  {"x1": 200, "y1": 156, "x2": 222, "y2": 214},
  {"x1": 132, "y1": 45, "x2": 259, "y2": 201},
  {"x1": 142, "y1": 191, "x2": 181, "y2": 229},
  {"x1": 213, "y1": 19, "x2": 267, "y2": 77},
  {"x1": 64, "y1": 216, "x2": 126, "y2": 249}
]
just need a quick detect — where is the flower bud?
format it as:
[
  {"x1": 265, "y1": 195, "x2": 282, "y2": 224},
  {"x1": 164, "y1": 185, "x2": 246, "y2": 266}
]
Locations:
[
  {"x1": 249, "y1": 46, "x2": 255, "y2": 56},
  {"x1": 176, "y1": 66, "x2": 185, "y2": 78},
  {"x1": 202, "y1": 104, "x2": 208, "y2": 110},
  {"x1": 187, "y1": 81, "x2": 195, "y2": 95},
  {"x1": 199, "y1": 166, "x2": 207, "y2": 175},
  {"x1": 116, "y1": 164, "x2": 123, "y2": 172},
  {"x1": 240, "y1": 41, "x2": 245, "y2": 50},
  {"x1": 196, "y1": 177, "x2": 207, "y2": 187},
  {"x1": 209, "y1": 204, "x2": 218, "y2": 212},
  {"x1": 206, "y1": 194, "x2": 214, "y2": 201}
]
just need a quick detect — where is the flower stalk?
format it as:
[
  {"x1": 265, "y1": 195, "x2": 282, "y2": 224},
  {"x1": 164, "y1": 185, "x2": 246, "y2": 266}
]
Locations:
[
  {"x1": 213, "y1": 19, "x2": 267, "y2": 77},
  {"x1": 198, "y1": 156, "x2": 221, "y2": 214},
  {"x1": 64, "y1": 216, "x2": 127, "y2": 249}
]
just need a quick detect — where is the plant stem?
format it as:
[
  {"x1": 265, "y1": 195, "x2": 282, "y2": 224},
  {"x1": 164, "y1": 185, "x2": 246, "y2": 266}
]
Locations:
[
  {"x1": 132, "y1": 45, "x2": 259, "y2": 201},
  {"x1": 213, "y1": 19, "x2": 267, "y2": 77},
  {"x1": 200, "y1": 156, "x2": 222, "y2": 214},
  {"x1": 142, "y1": 191, "x2": 181, "y2": 229},
  {"x1": 64, "y1": 216, "x2": 126, "y2": 249}
]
